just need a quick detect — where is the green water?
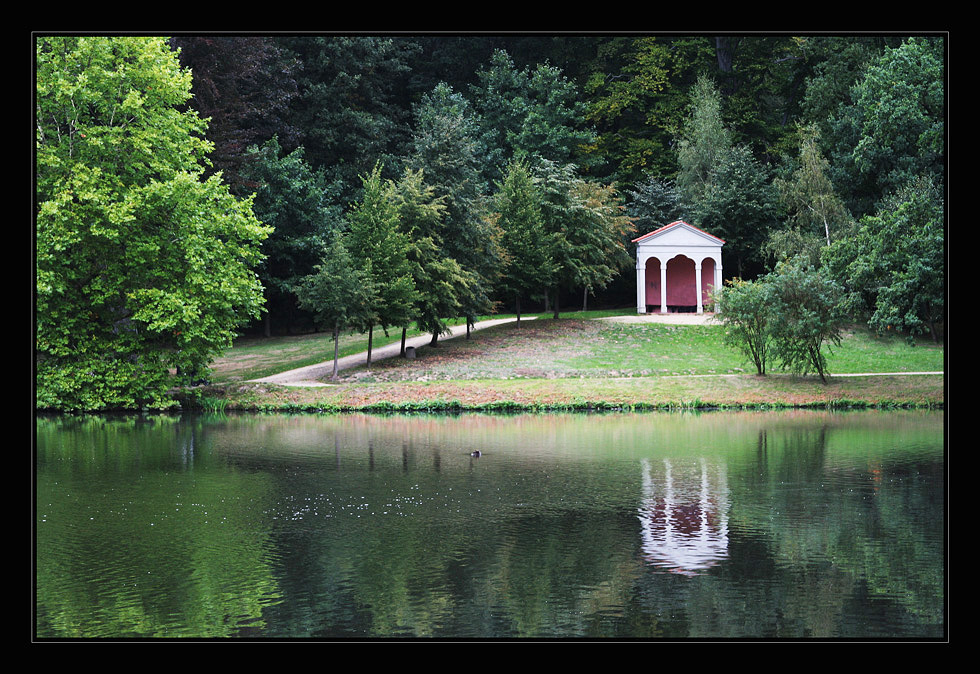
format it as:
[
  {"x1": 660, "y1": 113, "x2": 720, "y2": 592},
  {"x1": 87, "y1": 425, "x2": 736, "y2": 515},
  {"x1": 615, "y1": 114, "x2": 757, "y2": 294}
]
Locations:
[{"x1": 35, "y1": 409, "x2": 945, "y2": 640}]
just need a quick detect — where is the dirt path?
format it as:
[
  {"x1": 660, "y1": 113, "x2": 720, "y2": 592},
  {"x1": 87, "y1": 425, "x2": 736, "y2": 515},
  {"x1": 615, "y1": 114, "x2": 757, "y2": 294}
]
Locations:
[{"x1": 248, "y1": 317, "x2": 538, "y2": 387}]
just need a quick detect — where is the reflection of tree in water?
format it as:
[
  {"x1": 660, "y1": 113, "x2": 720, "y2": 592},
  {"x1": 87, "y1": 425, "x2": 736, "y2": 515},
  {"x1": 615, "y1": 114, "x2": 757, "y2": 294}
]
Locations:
[{"x1": 638, "y1": 458, "x2": 729, "y2": 576}]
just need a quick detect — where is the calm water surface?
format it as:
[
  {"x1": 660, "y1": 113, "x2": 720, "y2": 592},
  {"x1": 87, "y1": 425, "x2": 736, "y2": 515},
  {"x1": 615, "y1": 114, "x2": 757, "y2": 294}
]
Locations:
[{"x1": 35, "y1": 410, "x2": 945, "y2": 639}]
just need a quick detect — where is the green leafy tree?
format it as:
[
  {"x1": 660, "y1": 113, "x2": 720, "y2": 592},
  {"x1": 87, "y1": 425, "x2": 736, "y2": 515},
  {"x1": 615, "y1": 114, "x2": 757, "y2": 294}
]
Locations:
[
  {"x1": 493, "y1": 160, "x2": 557, "y2": 325},
  {"x1": 583, "y1": 37, "x2": 683, "y2": 185},
  {"x1": 800, "y1": 36, "x2": 897, "y2": 131},
  {"x1": 294, "y1": 234, "x2": 377, "y2": 379},
  {"x1": 849, "y1": 38, "x2": 944, "y2": 205},
  {"x1": 533, "y1": 161, "x2": 634, "y2": 317},
  {"x1": 822, "y1": 177, "x2": 944, "y2": 343},
  {"x1": 714, "y1": 258, "x2": 844, "y2": 382},
  {"x1": 776, "y1": 125, "x2": 853, "y2": 246},
  {"x1": 766, "y1": 257, "x2": 845, "y2": 383},
  {"x1": 711, "y1": 277, "x2": 774, "y2": 376},
  {"x1": 710, "y1": 36, "x2": 811, "y2": 161},
  {"x1": 676, "y1": 75, "x2": 732, "y2": 205},
  {"x1": 345, "y1": 164, "x2": 416, "y2": 365},
  {"x1": 36, "y1": 36, "x2": 271, "y2": 411},
  {"x1": 766, "y1": 124, "x2": 854, "y2": 266},
  {"x1": 821, "y1": 37, "x2": 945, "y2": 217}
]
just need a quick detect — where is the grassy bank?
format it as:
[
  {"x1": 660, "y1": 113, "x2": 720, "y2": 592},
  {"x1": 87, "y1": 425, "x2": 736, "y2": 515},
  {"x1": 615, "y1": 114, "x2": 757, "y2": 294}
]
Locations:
[{"x1": 198, "y1": 312, "x2": 944, "y2": 412}]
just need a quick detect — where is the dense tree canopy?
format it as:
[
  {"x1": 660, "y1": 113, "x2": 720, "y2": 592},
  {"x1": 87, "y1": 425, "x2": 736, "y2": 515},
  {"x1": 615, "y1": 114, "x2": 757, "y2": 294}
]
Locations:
[
  {"x1": 169, "y1": 36, "x2": 300, "y2": 196},
  {"x1": 239, "y1": 137, "x2": 342, "y2": 335}
]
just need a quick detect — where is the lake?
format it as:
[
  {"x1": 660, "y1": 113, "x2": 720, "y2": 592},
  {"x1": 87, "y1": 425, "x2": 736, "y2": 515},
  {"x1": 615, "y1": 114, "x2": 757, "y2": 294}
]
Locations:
[{"x1": 35, "y1": 409, "x2": 945, "y2": 640}]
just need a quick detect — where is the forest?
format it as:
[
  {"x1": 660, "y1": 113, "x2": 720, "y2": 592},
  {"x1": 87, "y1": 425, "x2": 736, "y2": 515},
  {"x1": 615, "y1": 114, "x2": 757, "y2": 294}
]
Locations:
[{"x1": 35, "y1": 34, "x2": 946, "y2": 411}]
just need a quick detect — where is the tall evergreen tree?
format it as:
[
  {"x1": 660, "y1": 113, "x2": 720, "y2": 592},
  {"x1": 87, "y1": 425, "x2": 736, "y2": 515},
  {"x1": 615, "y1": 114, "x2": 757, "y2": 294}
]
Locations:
[
  {"x1": 533, "y1": 161, "x2": 634, "y2": 317},
  {"x1": 345, "y1": 164, "x2": 416, "y2": 365},
  {"x1": 626, "y1": 175, "x2": 690, "y2": 234},
  {"x1": 406, "y1": 82, "x2": 503, "y2": 331},
  {"x1": 692, "y1": 144, "x2": 779, "y2": 279},
  {"x1": 294, "y1": 233, "x2": 377, "y2": 379},
  {"x1": 493, "y1": 160, "x2": 557, "y2": 325},
  {"x1": 277, "y1": 36, "x2": 420, "y2": 204},
  {"x1": 389, "y1": 167, "x2": 472, "y2": 347},
  {"x1": 470, "y1": 49, "x2": 596, "y2": 186}
]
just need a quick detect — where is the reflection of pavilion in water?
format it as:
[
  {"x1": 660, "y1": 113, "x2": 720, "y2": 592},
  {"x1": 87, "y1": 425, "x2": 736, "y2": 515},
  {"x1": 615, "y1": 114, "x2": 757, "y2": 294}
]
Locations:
[{"x1": 638, "y1": 458, "x2": 730, "y2": 576}]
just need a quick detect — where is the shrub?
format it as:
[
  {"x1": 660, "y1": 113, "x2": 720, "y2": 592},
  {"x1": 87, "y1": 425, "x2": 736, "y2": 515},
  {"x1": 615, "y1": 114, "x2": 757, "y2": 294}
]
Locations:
[{"x1": 714, "y1": 256, "x2": 845, "y2": 382}]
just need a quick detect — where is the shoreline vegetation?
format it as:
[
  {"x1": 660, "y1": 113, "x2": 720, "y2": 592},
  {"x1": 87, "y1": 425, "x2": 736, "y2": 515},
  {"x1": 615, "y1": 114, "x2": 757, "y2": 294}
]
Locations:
[{"x1": 187, "y1": 309, "x2": 944, "y2": 415}]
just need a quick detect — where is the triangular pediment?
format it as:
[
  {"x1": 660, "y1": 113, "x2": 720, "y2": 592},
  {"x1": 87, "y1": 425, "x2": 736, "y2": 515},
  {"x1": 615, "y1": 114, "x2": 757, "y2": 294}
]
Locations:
[{"x1": 633, "y1": 221, "x2": 725, "y2": 247}]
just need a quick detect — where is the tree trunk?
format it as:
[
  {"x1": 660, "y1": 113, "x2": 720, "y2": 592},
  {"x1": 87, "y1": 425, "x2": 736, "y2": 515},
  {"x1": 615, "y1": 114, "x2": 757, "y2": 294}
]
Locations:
[
  {"x1": 583, "y1": 286, "x2": 589, "y2": 312},
  {"x1": 367, "y1": 325, "x2": 374, "y2": 367},
  {"x1": 400, "y1": 327, "x2": 407, "y2": 357},
  {"x1": 714, "y1": 37, "x2": 738, "y2": 73},
  {"x1": 331, "y1": 321, "x2": 340, "y2": 380},
  {"x1": 466, "y1": 317, "x2": 472, "y2": 340},
  {"x1": 516, "y1": 296, "x2": 522, "y2": 327},
  {"x1": 714, "y1": 37, "x2": 740, "y2": 96},
  {"x1": 552, "y1": 288, "x2": 560, "y2": 320},
  {"x1": 430, "y1": 331, "x2": 439, "y2": 347}
]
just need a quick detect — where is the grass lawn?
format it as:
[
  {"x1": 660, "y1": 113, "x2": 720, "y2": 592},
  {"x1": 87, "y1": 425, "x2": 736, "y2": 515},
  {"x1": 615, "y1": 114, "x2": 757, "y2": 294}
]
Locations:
[
  {"x1": 210, "y1": 309, "x2": 634, "y2": 383},
  {"x1": 566, "y1": 321, "x2": 944, "y2": 377},
  {"x1": 203, "y1": 312, "x2": 944, "y2": 412}
]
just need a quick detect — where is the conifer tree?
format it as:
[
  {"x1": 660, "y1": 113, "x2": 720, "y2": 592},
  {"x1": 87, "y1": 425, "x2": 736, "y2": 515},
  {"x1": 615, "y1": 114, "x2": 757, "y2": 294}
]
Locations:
[
  {"x1": 407, "y1": 83, "x2": 503, "y2": 331},
  {"x1": 345, "y1": 164, "x2": 416, "y2": 365},
  {"x1": 390, "y1": 167, "x2": 473, "y2": 347},
  {"x1": 494, "y1": 160, "x2": 557, "y2": 326}
]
